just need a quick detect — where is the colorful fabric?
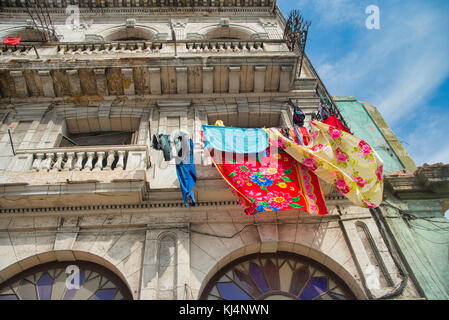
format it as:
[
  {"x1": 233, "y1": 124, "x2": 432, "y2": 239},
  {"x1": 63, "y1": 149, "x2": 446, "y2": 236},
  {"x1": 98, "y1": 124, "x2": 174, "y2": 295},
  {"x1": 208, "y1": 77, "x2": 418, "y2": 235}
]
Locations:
[
  {"x1": 293, "y1": 105, "x2": 306, "y2": 126},
  {"x1": 208, "y1": 140, "x2": 328, "y2": 216},
  {"x1": 176, "y1": 139, "x2": 197, "y2": 207},
  {"x1": 202, "y1": 125, "x2": 268, "y2": 154},
  {"x1": 264, "y1": 121, "x2": 384, "y2": 208},
  {"x1": 3, "y1": 37, "x2": 21, "y2": 45},
  {"x1": 323, "y1": 114, "x2": 351, "y2": 134}
]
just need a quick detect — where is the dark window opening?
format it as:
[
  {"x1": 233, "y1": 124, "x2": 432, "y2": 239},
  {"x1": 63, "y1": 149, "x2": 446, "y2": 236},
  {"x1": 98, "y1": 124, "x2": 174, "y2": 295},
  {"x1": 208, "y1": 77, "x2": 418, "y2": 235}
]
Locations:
[{"x1": 59, "y1": 131, "x2": 136, "y2": 147}]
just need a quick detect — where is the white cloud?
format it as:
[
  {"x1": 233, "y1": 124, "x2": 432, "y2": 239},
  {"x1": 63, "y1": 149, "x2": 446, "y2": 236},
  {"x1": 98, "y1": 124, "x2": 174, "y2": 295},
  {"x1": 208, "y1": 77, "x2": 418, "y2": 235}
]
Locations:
[
  {"x1": 294, "y1": 0, "x2": 364, "y2": 27},
  {"x1": 303, "y1": 2, "x2": 449, "y2": 166}
]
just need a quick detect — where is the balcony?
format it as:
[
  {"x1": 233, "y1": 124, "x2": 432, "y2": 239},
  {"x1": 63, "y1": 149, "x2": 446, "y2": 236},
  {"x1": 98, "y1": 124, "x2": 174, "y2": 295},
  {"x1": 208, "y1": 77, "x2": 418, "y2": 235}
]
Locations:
[{"x1": 0, "y1": 145, "x2": 149, "y2": 209}]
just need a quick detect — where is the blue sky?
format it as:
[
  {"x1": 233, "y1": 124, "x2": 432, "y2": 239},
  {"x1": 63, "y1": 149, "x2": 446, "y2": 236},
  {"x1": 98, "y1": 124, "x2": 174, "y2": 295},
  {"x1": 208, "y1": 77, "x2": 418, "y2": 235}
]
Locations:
[{"x1": 277, "y1": 0, "x2": 449, "y2": 167}]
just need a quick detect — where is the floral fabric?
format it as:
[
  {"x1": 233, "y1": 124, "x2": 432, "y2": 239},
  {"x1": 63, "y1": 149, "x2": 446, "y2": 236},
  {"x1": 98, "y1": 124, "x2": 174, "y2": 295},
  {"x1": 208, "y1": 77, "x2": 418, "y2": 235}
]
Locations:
[
  {"x1": 264, "y1": 121, "x2": 384, "y2": 208},
  {"x1": 208, "y1": 142, "x2": 328, "y2": 216}
]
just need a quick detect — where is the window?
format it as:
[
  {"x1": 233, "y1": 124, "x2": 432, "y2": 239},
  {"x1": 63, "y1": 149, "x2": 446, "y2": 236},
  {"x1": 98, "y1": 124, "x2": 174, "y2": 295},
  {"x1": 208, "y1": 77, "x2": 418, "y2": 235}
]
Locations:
[
  {"x1": 59, "y1": 131, "x2": 137, "y2": 147},
  {"x1": 200, "y1": 252, "x2": 355, "y2": 300},
  {"x1": 0, "y1": 261, "x2": 132, "y2": 300}
]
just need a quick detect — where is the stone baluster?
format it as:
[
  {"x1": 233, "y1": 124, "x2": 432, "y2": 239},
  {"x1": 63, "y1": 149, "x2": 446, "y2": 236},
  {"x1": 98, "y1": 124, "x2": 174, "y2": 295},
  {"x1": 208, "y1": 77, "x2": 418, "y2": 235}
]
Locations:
[
  {"x1": 233, "y1": 42, "x2": 241, "y2": 53},
  {"x1": 63, "y1": 152, "x2": 75, "y2": 171},
  {"x1": 110, "y1": 43, "x2": 117, "y2": 53},
  {"x1": 67, "y1": 45, "x2": 75, "y2": 55},
  {"x1": 187, "y1": 43, "x2": 195, "y2": 52},
  {"x1": 93, "y1": 44, "x2": 101, "y2": 54},
  {"x1": 58, "y1": 45, "x2": 67, "y2": 55},
  {"x1": 51, "y1": 152, "x2": 65, "y2": 172},
  {"x1": 115, "y1": 150, "x2": 126, "y2": 170},
  {"x1": 218, "y1": 43, "x2": 226, "y2": 52},
  {"x1": 225, "y1": 42, "x2": 233, "y2": 53},
  {"x1": 128, "y1": 43, "x2": 136, "y2": 52},
  {"x1": 195, "y1": 43, "x2": 202, "y2": 53},
  {"x1": 41, "y1": 153, "x2": 55, "y2": 172},
  {"x1": 119, "y1": 43, "x2": 127, "y2": 53},
  {"x1": 145, "y1": 42, "x2": 153, "y2": 53},
  {"x1": 104, "y1": 150, "x2": 116, "y2": 170},
  {"x1": 249, "y1": 42, "x2": 256, "y2": 52},
  {"x1": 242, "y1": 43, "x2": 249, "y2": 53},
  {"x1": 103, "y1": 43, "x2": 111, "y2": 54},
  {"x1": 31, "y1": 153, "x2": 45, "y2": 172},
  {"x1": 211, "y1": 43, "x2": 218, "y2": 53},
  {"x1": 203, "y1": 43, "x2": 210, "y2": 53},
  {"x1": 75, "y1": 45, "x2": 83, "y2": 54},
  {"x1": 83, "y1": 152, "x2": 95, "y2": 171},
  {"x1": 84, "y1": 44, "x2": 93, "y2": 54},
  {"x1": 93, "y1": 151, "x2": 105, "y2": 171},
  {"x1": 135, "y1": 43, "x2": 143, "y2": 53},
  {"x1": 74, "y1": 152, "x2": 86, "y2": 171}
]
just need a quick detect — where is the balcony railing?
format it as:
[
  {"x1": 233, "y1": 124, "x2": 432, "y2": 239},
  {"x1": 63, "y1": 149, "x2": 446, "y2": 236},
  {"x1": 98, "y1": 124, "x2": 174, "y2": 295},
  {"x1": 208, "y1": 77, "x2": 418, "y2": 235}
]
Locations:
[
  {"x1": 0, "y1": 39, "x2": 290, "y2": 57},
  {"x1": 9, "y1": 145, "x2": 149, "y2": 173}
]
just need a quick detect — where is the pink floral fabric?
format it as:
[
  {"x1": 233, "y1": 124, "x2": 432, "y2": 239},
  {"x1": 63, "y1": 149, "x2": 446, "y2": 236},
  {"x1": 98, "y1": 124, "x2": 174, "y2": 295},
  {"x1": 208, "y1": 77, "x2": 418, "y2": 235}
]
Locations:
[{"x1": 264, "y1": 121, "x2": 384, "y2": 208}]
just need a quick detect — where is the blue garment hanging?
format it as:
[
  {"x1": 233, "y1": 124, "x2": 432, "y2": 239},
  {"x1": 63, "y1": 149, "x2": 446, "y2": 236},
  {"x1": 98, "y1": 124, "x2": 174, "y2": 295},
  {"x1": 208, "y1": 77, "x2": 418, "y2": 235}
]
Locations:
[
  {"x1": 202, "y1": 125, "x2": 268, "y2": 154},
  {"x1": 176, "y1": 139, "x2": 197, "y2": 207}
]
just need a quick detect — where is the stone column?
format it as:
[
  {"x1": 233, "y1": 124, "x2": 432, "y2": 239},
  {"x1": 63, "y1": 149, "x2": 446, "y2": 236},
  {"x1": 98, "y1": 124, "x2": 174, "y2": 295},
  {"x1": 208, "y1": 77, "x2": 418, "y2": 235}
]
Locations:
[
  {"x1": 66, "y1": 69, "x2": 82, "y2": 96},
  {"x1": 94, "y1": 68, "x2": 109, "y2": 96},
  {"x1": 10, "y1": 71, "x2": 29, "y2": 98},
  {"x1": 202, "y1": 66, "x2": 214, "y2": 94},
  {"x1": 254, "y1": 66, "x2": 266, "y2": 93},
  {"x1": 38, "y1": 70, "x2": 55, "y2": 97},
  {"x1": 149, "y1": 67, "x2": 162, "y2": 95}
]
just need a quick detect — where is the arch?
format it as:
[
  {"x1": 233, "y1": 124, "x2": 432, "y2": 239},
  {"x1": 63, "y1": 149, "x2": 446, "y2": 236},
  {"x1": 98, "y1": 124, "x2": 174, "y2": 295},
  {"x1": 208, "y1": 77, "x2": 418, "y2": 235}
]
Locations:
[
  {"x1": 197, "y1": 242, "x2": 366, "y2": 300},
  {"x1": 100, "y1": 25, "x2": 157, "y2": 42},
  {"x1": 201, "y1": 25, "x2": 255, "y2": 41},
  {"x1": 0, "y1": 260, "x2": 133, "y2": 300},
  {"x1": 0, "y1": 250, "x2": 133, "y2": 299}
]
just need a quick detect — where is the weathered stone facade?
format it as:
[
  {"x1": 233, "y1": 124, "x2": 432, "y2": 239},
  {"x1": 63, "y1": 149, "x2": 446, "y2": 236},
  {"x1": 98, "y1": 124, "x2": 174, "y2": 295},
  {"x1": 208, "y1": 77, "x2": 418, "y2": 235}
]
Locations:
[{"x1": 0, "y1": 2, "x2": 435, "y2": 300}]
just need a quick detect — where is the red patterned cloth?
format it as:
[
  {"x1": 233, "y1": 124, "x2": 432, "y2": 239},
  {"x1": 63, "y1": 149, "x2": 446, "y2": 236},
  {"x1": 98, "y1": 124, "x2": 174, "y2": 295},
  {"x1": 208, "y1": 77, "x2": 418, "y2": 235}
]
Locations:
[
  {"x1": 3, "y1": 37, "x2": 21, "y2": 45},
  {"x1": 209, "y1": 139, "x2": 328, "y2": 216},
  {"x1": 323, "y1": 115, "x2": 351, "y2": 134}
]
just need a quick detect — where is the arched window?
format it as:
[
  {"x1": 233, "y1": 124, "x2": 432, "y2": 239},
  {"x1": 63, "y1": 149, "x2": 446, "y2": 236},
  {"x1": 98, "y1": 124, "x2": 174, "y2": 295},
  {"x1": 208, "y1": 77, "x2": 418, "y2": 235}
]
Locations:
[
  {"x1": 204, "y1": 27, "x2": 251, "y2": 41},
  {"x1": 103, "y1": 27, "x2": 154, "y2": 42},
  {"x1": 0, "y1": 261, "x2": 132, "y2": 300},
  {"x1": 200, "y1": 252, "x2": 355, "y2": 300}
]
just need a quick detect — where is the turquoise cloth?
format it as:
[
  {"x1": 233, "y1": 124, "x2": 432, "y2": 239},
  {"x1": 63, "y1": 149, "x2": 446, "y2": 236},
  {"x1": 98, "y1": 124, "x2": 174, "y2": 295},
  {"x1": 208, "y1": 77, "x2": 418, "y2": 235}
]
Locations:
[{"x1": 202, "y1": 125, "x2": 268, "y2": 154}]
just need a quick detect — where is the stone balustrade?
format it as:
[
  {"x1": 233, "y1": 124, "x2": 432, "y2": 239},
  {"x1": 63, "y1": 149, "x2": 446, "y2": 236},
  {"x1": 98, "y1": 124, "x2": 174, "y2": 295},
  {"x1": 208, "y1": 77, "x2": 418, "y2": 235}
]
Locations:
[
  {"x1": 0, "y1": 40, "x2": 288, "y2": 57},
  {"x1": 9, "y1": 145, "x2": 149, "y2": 173},
  {"x1": 185, "y1": 41, "x2": 264, "y2": 53}
]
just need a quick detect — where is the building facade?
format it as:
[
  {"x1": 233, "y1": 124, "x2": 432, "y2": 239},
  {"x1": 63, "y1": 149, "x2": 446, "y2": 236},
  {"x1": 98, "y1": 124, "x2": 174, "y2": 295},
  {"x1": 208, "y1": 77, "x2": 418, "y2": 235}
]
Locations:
[{"x1": 0, "y1": 2, "x2": 446, "y2": 300}]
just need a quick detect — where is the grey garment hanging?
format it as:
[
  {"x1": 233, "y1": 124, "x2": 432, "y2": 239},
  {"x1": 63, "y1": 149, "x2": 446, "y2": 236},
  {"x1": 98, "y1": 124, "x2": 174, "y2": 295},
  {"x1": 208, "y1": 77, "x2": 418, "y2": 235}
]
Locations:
[
  {"x1": 152, "y1": 134, "x2": 172, "y2": 161},
  {"x1": 319, "y1": 103, "x2": 331, "y2": 121},
  {"x1": 171, "y1": 130, "x2": 191, "y2": 164}
]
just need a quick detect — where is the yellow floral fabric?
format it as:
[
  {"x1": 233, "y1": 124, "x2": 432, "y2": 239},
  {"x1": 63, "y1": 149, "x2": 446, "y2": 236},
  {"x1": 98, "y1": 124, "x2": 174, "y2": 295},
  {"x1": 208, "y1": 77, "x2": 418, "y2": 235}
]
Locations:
[{"x1": 264, "y1": 121, "x2": 384, "y2": 208}]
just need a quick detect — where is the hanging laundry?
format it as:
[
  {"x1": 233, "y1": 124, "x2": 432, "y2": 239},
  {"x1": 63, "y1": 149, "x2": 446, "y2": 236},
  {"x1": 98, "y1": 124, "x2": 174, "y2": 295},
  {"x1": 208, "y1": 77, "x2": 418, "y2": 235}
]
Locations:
[
  {"x1": 152, "y1": 134, "x2": 172, "y2": 161},
  {"x1": 202, "y1": 125, "x2": 268, "y2": 154},
  {"x1": 175, "y1": 137, "x2": 197, "y2": 207},
  {"x1": 323, "y1": 114, "x2": 351, "y2": 134},
  {"x1": 3, "y1": 37, "x2": 21, "y2": 45},
  {"x1": 264, "y1": 121, "x2": 384, "y2": 209},
  {"x1": 299, "y1": 126, "x2": 310, "y2": 145},
  {"x1": 318, "y1": 103, "x2": 331, "y2": 121},
  {"x1": 205, "y1": 134, "x2": 328, "y2": 216},
  {"x1": 172, "y1": 130, "x2": 191, "y2": 163},
  {"x1": 292, "y1": 105, "x2": 306, "y2": 127}
]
